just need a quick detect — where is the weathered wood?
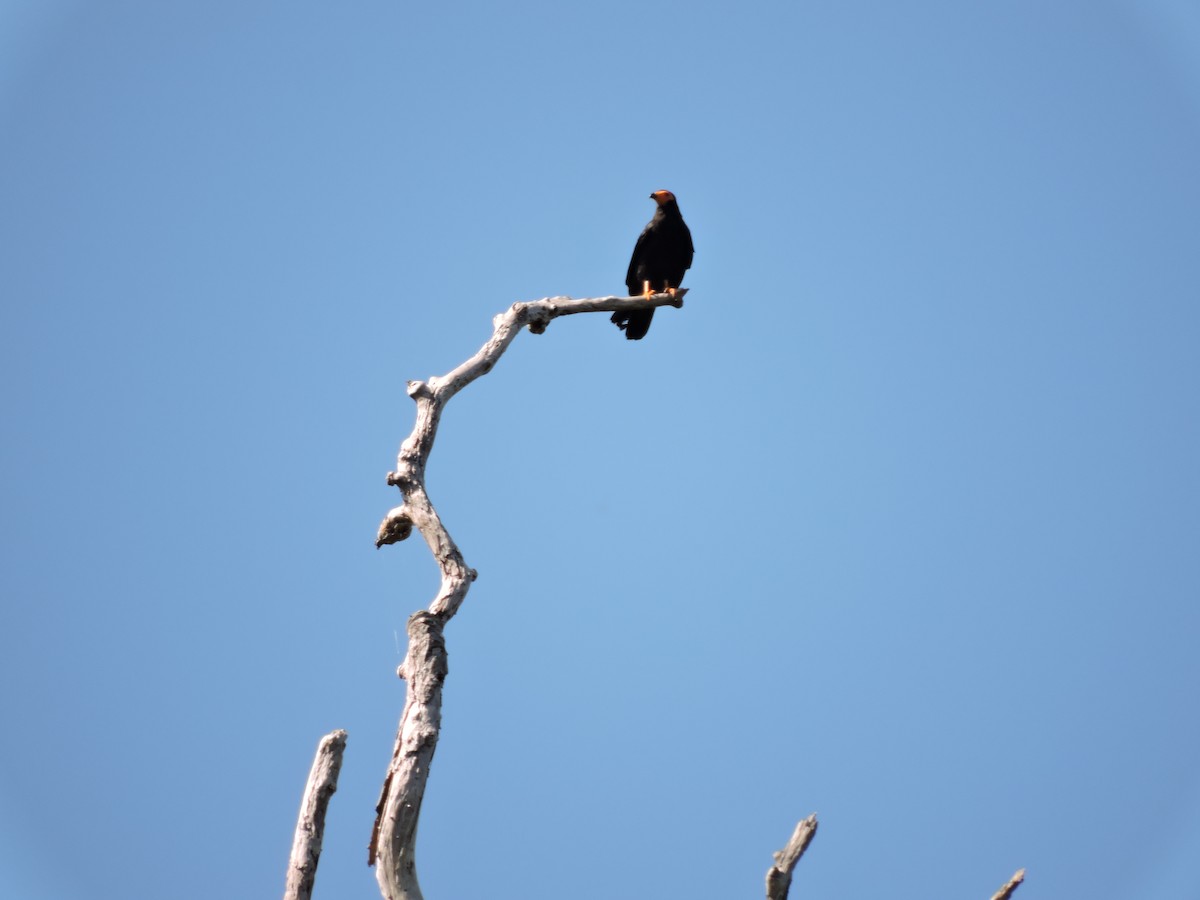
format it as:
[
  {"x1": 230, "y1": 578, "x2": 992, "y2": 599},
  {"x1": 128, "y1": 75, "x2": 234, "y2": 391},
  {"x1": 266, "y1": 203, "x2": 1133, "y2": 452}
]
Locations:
[
  {"x1": 369, "y1": 292, "x2": 686, "y2": 900},
  {"x1": 989, "y1": 868, "x2": 1026, "y2": 900},
  {"x1": 283, "y1": 729, "x2": 347, "y2": 900},
  {"x1": 367, "y1": 288, "x2": 1022, "y2": 900},
  {"x1": 765, "y1": 814, "x2": 818, "y2": 900},
  {"x1": 370, "y1": 613, "x2": 447, "y2": 900}
]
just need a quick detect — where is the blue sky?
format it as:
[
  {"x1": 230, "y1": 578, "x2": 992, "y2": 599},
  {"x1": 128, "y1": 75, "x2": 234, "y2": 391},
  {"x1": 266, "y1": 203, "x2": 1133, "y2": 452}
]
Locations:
[{"x1": 2, "y1": 2, "x2": 1199, "y2": 898}]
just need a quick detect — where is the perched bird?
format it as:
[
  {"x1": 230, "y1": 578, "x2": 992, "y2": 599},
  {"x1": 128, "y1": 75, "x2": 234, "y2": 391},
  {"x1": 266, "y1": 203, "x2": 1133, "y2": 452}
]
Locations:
[{"x1": 612, "y1": 190, "x2": 694, "y2": 340}]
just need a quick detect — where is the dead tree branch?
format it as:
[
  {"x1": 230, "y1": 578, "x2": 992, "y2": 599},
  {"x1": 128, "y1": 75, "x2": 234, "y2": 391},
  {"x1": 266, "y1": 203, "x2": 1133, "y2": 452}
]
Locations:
[
  {"x1": 283, "y1": 729, "x2": 347, "y2": 900},
  {"x1": 366, "y1": 289, "x2": 1020, "y2": 900},
  {"x1": 989, "y1": 868, "x2": 1026, "y2": 900},
  {"x1": 369, "y1": 292, "x2": 684, "y2": 900},
  {"x1": 766, "y1": 814, "x2": 818, "y2": 900}
]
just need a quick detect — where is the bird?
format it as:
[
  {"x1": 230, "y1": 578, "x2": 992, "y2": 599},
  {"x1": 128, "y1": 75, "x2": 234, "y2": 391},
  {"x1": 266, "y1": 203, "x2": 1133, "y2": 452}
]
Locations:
[{"x1": 611, "y1": 190, "x2": 694, "y2": 340}]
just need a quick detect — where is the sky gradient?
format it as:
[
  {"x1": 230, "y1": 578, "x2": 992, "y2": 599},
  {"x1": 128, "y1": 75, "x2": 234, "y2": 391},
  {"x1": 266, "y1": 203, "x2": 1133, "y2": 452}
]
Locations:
[{"x1": 3, "y1": 2, "x2": 1200, "y2": 898}]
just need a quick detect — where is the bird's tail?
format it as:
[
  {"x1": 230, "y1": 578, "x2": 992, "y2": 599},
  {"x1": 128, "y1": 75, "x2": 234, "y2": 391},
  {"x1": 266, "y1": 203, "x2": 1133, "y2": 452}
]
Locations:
[{"x1": 611, "y1": 308, "x2": 654, "y2": 341}]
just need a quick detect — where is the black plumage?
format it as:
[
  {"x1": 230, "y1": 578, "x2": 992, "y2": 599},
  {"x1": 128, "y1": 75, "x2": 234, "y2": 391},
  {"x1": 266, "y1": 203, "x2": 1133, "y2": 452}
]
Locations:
[{"x1": 611, "y1": 190, "x2": 694, "y2": 340}]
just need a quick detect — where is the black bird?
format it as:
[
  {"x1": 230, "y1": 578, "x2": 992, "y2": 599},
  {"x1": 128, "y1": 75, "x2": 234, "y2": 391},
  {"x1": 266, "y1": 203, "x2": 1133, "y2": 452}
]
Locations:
[{"x1": 612, "y1": 190, "x2": 694, "y2": 340}]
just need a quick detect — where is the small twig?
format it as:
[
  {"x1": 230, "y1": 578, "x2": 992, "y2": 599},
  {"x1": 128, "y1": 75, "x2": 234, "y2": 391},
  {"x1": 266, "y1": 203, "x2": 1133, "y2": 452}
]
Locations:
[
  {"x1": 766, "y1": 814, "x2": 819, "y2": 900},
  {"x1": 989, "y1": 868, "x2": 1026, "y2": 900},
  {"x1": 283, "y1": 729, "x2": 348, "y2": 900}
]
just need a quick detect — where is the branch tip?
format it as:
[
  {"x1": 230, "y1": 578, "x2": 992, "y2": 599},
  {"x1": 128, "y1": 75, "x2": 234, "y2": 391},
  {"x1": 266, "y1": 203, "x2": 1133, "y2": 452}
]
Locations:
[
  {"x1": 525, "y1": 301, "x2": 555, "y2": 335},
  {"x1": 766, "y1": 814, "x2": 818, "y2": 900},
  {"x1": 283, "y1": 729, "x2": 349, "y2": 900},
  {"x1": 990, "y1": 868, "x2": 1026, "y2": 900}
]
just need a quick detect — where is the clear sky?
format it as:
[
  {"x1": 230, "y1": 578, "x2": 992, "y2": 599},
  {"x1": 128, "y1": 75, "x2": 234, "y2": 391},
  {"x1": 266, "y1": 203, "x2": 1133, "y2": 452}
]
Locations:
[{"x1": 2, "y1": 2, "x2": 1199, "y2": 898}]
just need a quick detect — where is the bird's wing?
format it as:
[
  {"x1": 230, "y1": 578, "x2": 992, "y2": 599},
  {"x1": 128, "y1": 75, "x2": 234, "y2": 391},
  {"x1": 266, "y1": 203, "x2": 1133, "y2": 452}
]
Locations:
[{"x1": 625, "y1": 225, "x2": 653, "y2": 295}]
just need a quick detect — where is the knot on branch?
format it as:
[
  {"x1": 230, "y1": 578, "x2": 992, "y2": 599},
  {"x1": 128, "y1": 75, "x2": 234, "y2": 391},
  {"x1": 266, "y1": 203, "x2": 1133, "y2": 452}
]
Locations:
[
  {"x1": 525, "y1": 302, "x2": 554, "y2": 335},
  {"x1": 376, "y1": 506, "x2": 414, "y2": 547},
  {"x1": 406, "y1": 380, "x2": 432, "y2": 400},
  {"x1": 386, "y1": 467, "x2": 417, "y2": 491}
]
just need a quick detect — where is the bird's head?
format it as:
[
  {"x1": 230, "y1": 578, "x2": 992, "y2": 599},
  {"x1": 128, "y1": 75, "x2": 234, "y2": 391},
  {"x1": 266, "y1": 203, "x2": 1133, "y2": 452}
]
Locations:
[{"x1": 650, "y1": 190, "x2": 676, "y2": 206}]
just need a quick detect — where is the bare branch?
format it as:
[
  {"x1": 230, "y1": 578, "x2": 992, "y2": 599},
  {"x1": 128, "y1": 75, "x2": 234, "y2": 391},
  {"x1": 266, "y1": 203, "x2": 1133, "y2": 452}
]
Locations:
[
  {"x1": 283, "y1": 729, "x2": 347, "y2": 900},
  {"x1": 369, "y1": 292, "x2": 686, "y2": 899},
  {"x1": 989, "y1": 868, "x2": 1026, "y2": 900},
  {"x1": 766, "y1": 814, "x2": 819, "y2": 900},
  {"x1": 364, "y1": 288, "x2": 1018, "y2": 900},
  {"x1": 370, "y1": 613, "x2": 447, "y2": 900}
]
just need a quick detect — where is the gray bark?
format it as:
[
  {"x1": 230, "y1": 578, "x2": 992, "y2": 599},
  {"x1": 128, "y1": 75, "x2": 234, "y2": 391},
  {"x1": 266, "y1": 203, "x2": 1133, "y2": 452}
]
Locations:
[
  {"x1": 990, "y1": 868, "x2": 1026, "y2": 900},
  {"x1": 369, "y1": 613, "x2": 446, "y2": 900},
  {"x1": 365, "y1": 288, "x2": 1024, "y2": 900},
  {"x1": 283, "y1": 729, "x2": 347, "y2": 900},
  {"x1": 766, "y1": 815, "x2": 818, "y2": 900}
]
